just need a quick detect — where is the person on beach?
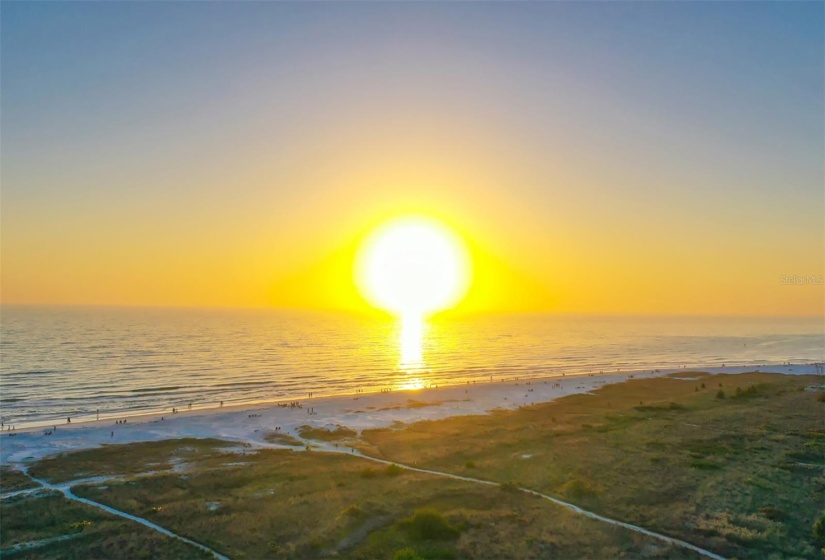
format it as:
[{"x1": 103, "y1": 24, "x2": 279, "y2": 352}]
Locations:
[{"x1": 67, "y1": 417, "x2": 71, "y2": 423}]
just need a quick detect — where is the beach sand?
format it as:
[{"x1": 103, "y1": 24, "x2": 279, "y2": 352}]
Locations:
[{"x1": 1, "y1": 364, "x2": 820, "y2": 464}]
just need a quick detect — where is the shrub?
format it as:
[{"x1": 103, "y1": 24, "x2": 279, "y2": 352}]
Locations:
[
  {"x1": 560, "y1": 477, "x2": 602, "y2": 499},
  {"x1": 360, "y1": 468, "x2": 378, "y2": 479},
  {"x1": 701, "y1": 382, "x2": 706, "y2": 389},
  {"x1": 402, "y1": 509, "x2": 460, "y2": 541},
  {"x1": 393, "y1": 547, "x2": 424, "y2": 560},
  {"x1": 716, "y1": 390, "x2": 726, "y2": 399},
  {"x1": 814, "y1": 513, "x2": 825, "y2": 541},
  {"x1": 690, "y1": 459, "x2": 721, "y2": 470},
  {"x1": 384, "y1": 464, "x2": 403, "y2": 476},
  {"x1": 758, "y1": 506, "x2": 784, "y2": 521},
  {"x1": 341, "y1": 504, "x2": 364, "y2": 518},
  {"x1": 500, "y1": 481, "x2": 520, "y2": 493},
  {"x1": 732, "y1": 384, "x2": 769, "y2": 400},
  {"x1": 464, "y1": 460, "x2": 476, "y2": 469},
  {"x1": 816, "y1": 393, "x2": 825, "y2": 403}
]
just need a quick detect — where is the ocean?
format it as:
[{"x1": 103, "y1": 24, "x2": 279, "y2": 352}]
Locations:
[{"x1": 1, "y1": 305, "x2": 822, "y2": 428}]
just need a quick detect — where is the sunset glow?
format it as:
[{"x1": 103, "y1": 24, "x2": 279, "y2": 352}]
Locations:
[
  {"x1": 1, "y1": 4, "x2": 823, "y2": 558},
  {"x1": 355, "y1": 217, "x2": 471, "y2": 319}
]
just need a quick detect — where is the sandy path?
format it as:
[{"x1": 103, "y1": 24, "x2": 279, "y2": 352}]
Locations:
[
  {"x1": 286, "y1": 438, "x2": 728, "y2": 560},
  {"x1": 6, "y1": 437, "x2": 727, "y2": 560}
]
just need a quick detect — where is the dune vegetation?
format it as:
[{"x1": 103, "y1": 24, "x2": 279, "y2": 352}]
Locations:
[{"x1": 2, "y1": 372, "x2": 822, "y2": 559}]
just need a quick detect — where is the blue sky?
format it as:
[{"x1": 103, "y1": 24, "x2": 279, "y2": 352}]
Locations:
[{"x1": 2, "y1": 2, "x2": 823, "y2": 314}]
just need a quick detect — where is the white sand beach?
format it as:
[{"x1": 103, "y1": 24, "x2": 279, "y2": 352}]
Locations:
[{"x1": 1, "y1": 364, "x2": 820, "y2": 465}]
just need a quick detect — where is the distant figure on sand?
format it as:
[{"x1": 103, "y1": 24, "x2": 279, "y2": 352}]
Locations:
[{"x1": 67, "y1": 417, "x2": 71, "y2": 423}]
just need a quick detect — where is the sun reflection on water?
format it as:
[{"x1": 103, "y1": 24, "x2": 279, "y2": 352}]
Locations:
[{"x1": 399, "y1": 314, "x2": 425, "y2": 374}]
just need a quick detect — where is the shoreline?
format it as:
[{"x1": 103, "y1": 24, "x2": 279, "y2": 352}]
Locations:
[
  {"x1": 1, "y1": 363, "x2": 821, "y2": 465},
  {"x1": 5, "y1": 359, "x2": 823, "y2": 431}
]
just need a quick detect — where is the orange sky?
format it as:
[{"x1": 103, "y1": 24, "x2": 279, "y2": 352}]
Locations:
[{"x1": 2, "y1": 3, "x2": 823, "y2": 316}]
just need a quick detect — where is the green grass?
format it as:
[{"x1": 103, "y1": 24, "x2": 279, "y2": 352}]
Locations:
[
  {"x1": 9, "y1": 440, "x2": 704, "y2": 559},
  {"x1": 361, "y1": 372, "x2": 824, "y2": 559},
  {"x1": 27, "y1": 438, "x2": 235, "y2": 483},
  {"x1": 0, "y1": 491, "x2": 211, "y2": 559},
  {"x1": 1, "y1": 466, "x2": 39, "y2": 493}
]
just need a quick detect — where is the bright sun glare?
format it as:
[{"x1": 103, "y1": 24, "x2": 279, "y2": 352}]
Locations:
[{"x1": 356, "y1": 216, "x2": 471, "y2": 320}]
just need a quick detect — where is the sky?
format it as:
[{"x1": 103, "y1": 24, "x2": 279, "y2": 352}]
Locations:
[{"x1": 2, "y1": 2, "x2": 823, "y2": 316}]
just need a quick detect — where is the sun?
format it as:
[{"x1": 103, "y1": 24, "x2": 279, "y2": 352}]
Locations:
[{"x1": 355, "y1": 216, "x2": 471, "y2": 319}]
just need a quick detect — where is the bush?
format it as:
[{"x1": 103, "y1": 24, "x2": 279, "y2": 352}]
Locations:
[
  {"x1": 500, "y1": 481, "x2": 520, "y2": 493},
  {"x1": 360, "y1": 468, "x2": 378, "y2": 479},
  {"x1": 816, "y1": 393, "x2": 825, "y2": 403},
  {"x1": 402, "y1": 509, "x2": 460, "y2": 541},
  {"x1": 701, "y1": 382, "x2": 706, "y2": 389},
  {"x1": 814, "y1": 513, "x2": 825, "y2": 541},
  {"x1": 340, "y1": 504, "x2": 363, "y2": 518},
  {"x1": 464, "y1": 460, "x2": 476, "y2": 469},
  {"x1": 758, "y1": 506, "x2": 784, "y2": 521},
  {"x1": 384, "y1": 464, "x2": 403, "y2": 476},
  {"x1": 716, "y1": 390, "x2": 726, "y2": 399},
  {"x1": 732, "y1": 384, "x2": 769, "y2": 400},
  {"x1": 393, "y1": 547, "x2": 424, "y2": 560},
  {"x1": 560, "y1": 477, "x2": 602, "y2": 499}
]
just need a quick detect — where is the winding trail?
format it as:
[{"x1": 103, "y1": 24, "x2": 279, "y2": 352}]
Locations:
[
  {"x1": 8, "y1": 437, "x2": 726, "y2": 560},
  {"x1": 295, "y1": 438, "x2": 728, "y2": 560},
  {"x1": 16, "y1": 468, "x2": 229, "y2": 560}
]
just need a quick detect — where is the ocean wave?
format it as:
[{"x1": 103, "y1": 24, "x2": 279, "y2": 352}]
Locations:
[{"x1": 131, "y1": 386, "x2": 184, "y2": 393}]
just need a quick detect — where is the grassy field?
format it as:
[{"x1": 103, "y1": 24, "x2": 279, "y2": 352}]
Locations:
[
  {"x1": 0, "y1": 490, "x2": 212, "y2": 559},
  {"x1": 2, "y1": 372, "x2": 822, "y2": 559},
  {"x1": 1, "y1": 465, "x2": 39, "y2": 493},
  {"x1": 360, "y1": 372, "x2": 825, "y2": 559},
  {"x1": 4, "y1": 444, "x2": 700, "y2": 559},
  {"x1": 25, "y1": 438, "x2": 237, "y2": 484}
]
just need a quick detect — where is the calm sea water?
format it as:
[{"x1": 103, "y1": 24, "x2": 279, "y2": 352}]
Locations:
[{"x1": 1, "y1": 306, "x2": 822, "y2": 428}]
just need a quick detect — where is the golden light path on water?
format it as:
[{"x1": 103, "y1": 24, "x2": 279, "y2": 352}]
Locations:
[
  {"x1": 354, "y1": 215, "x2": 473, "y2": 391},
  {"x1": 397, "y1": 314, "x2": 427, "y2": 390}
]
